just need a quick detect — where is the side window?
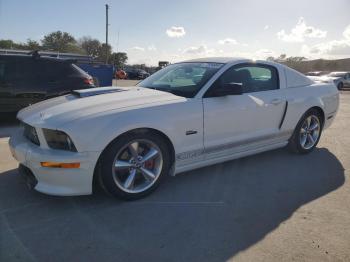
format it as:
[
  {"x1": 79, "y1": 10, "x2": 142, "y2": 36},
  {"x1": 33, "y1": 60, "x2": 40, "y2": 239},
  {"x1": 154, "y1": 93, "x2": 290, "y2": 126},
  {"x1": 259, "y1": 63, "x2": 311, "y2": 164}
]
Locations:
[
  {"x1": 0, "y1": 60, "x2": 5, "y2": 82},
  {"x1": 1, "y1": 58, "x2": 18, "y2": 82},
  {"x1": 37, "y1": 60, "x2": 67, "y2": 80},
  {"x1": 16, "y1": 59, "x2": 38, "y2": 79},
  {"x1": 207, "y1": 63, "x2": 279, "y2": 96}
]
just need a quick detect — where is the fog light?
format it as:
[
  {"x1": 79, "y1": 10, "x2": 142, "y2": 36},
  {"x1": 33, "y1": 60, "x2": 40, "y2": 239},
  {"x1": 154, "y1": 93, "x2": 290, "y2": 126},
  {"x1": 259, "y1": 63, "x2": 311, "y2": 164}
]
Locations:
[{"x1": 40, "y1": 162, "x2": 80, "y2": 168}]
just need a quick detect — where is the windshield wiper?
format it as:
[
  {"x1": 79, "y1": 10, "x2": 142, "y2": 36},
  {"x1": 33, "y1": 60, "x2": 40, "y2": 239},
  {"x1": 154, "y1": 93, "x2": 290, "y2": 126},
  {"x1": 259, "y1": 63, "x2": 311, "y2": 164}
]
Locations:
[{"x1": 142, "y1": 85, "x2": 188, "y2": 97}]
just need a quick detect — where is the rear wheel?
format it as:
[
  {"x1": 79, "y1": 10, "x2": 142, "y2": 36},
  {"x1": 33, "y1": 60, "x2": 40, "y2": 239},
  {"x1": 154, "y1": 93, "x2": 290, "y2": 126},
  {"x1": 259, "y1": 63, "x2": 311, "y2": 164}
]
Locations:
[
  {"x1": 288, "y1": 109, "x2": 323, "y2": 154},
  {"x1": 98, "y1": 131, "x2": 171, "y2": 200},
  {"x1": 337, "y1": 82, "x2": 343, "y2": 90}
]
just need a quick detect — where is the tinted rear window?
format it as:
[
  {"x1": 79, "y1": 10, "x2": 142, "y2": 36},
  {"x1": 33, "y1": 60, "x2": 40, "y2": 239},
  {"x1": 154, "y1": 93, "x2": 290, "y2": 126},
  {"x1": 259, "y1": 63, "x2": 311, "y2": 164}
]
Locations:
[
  {"x1": 0, "y1": 57, "x2": 23, "y2": 81},
  {"x1": 16, "y1": 58, "x2": 42, "y2": 78},
  {"x1": 0, "y1": 56, "x2": 86, "y2": 81},
  {"x1": 70, "y1": 64, "x2": 85, "y2": 74}
]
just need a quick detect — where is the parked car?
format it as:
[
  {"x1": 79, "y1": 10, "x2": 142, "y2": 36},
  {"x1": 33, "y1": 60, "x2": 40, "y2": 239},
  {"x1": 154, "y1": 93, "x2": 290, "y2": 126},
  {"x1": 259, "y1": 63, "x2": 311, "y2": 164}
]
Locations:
[
  {"x1": 10, "y1": 57, "x2": 339, "y2": 200},
  {"x1": 125, "y1": 68, "x2": 150, "y2": 80},
  {"x1": 307, "y1": 71, "x2": 350, "y2": 90},
  {"x1": 0, "y1": 49, "x2": 114, "y2": 87},
  {"x1": 115, "y1": 69, "x2": 127, "y2": 80},
  {"x1": 326, "y1": 72, "x2": 350, "y2": 90},
  {"x1": 0, "y1": 53, "x2": 95, "y2": 113},
  {"x1": 305, "y1": 71, "x2": 329, "y2": 76}
]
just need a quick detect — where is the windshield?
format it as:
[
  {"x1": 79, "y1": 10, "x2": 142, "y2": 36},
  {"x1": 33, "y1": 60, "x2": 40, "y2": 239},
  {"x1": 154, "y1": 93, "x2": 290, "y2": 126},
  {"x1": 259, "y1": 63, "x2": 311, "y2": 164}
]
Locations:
[
  {"x1": 328, "y1": 72, "x2": 346, "y2": 77},
  {"x1": 137, "y1": 62, "x2": 223, "y2": 98}
]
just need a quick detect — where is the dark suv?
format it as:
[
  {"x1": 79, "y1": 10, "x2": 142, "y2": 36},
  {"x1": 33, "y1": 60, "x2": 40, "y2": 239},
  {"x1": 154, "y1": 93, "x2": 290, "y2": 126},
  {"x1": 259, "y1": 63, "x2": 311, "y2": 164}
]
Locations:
[
  {"x1": 125, "y1": 68, "x2": 150, "y2": 80},
  {"x1": 0, "y1": 53, "x2": 95, "y2": 113}
]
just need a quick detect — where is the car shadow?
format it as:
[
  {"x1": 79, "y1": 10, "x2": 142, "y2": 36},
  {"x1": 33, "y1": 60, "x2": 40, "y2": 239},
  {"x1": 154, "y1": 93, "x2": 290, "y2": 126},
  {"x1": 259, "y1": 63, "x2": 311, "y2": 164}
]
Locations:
[{"x1": 0, "y1": 147, "x2": 345, "y2": 262}]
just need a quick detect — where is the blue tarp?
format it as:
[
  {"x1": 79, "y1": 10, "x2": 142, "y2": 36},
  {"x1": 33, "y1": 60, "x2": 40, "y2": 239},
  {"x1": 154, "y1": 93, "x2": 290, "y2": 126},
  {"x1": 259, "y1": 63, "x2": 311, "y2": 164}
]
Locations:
[{"x1": 78, "y1": 63, "x2": 114, "y2": 87}]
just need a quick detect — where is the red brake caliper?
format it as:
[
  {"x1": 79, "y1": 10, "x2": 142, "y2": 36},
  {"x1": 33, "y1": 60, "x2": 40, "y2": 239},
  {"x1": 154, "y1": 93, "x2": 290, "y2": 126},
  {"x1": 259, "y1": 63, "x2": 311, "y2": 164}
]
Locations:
[{"x1": 144, "y1": 159, "x2": 155, "y2": 169}]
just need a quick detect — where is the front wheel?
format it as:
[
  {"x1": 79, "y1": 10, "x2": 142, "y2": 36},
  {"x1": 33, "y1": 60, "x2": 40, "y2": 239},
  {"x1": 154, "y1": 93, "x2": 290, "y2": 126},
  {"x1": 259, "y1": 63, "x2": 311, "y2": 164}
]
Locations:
[
  {"x1": 98, "y1": 131, "x2": 171, "y2": 200},
  {"x1": 288, "y1": 109, "x2": 323, "y2": 154}
]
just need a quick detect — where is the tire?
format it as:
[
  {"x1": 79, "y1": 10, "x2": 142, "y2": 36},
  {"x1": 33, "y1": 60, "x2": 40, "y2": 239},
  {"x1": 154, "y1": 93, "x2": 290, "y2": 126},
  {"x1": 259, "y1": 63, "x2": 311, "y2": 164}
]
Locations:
[
  {"x1": 337, "y1": 82, "x2": 343, "y2": 90},
  {"x1": 92, "y1": 77, "x2": 100, "y2": 87},
  {"x1": 288, "y1": 109, "x2": 323, "y2": 154},
  {"x1": 98, "y1": 131, "x2": 171, "y2": 200}
]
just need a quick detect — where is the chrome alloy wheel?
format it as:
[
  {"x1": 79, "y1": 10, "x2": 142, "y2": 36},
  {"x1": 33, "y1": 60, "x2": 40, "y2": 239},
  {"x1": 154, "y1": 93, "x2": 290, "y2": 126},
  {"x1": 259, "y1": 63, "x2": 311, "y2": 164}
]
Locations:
[
  {"x1": 112, "y1": 139, "x2": 163, "y2": 193},
  {"x1": 299, "y1": 115, "x2": 321, "y2": 150}
]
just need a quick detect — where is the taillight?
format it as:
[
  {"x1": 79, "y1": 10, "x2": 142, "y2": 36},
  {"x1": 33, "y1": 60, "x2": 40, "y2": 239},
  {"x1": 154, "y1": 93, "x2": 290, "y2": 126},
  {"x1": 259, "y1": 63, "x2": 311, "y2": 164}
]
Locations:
[{"x1": 83, "y1": 77, "x2": 94, "y2": 85}]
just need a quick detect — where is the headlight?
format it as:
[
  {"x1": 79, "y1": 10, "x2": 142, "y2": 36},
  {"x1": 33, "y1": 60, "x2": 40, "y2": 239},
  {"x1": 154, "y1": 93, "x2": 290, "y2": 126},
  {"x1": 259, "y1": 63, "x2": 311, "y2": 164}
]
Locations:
[
  {"x1": 22, "y1": 122, "x2": 40, "y2": 145},
  {"x1": 43, "y1": 129, "x2": 77, "y2": 152}
]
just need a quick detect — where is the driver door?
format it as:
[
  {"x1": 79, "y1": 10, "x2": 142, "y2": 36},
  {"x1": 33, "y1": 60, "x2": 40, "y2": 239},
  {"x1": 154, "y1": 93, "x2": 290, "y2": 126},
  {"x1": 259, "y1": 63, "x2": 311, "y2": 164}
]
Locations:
[{"x1": 202, "y1": 63, "x2": 287, "y2": 159}]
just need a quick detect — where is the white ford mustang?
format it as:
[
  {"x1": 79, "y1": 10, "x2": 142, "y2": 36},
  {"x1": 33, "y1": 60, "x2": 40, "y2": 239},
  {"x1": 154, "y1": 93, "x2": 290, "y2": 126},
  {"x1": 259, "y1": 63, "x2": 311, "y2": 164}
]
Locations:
[{"x1": 9, "y1": 57, "x2": 339, "y2": 200}]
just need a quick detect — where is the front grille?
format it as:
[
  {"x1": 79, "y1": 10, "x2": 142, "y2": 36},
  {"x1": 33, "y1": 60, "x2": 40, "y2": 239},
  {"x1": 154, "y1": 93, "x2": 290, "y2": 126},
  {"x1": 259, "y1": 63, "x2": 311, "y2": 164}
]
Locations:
[{"x1": 22, "y1": 122, "x2": 40, "y2": 146}]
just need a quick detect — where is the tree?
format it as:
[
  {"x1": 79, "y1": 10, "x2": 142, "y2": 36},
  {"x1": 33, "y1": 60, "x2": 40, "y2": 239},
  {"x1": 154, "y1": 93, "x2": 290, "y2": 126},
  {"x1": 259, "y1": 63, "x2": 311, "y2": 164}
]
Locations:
[
  {"x1": 97, "y1": 43, "x2": 112, "y2": 63},
  {"x1": 41, "y1": 31, "x2": 78, "y2": 52},
  {"x1": 79, "y1": 37, "x2": 101, "y2": 57},
  {"x1": 0, "y1": 39, "x2": 16, "y2": 49},
  {"x1": 266, "y1": 56, "x2": 276, "y2": 62},
  {"x1": 110, "y1": 52, "x2": 128, "y2": 68},
  {"x1": 285, "y1": 56, "x2": 307, "y2": 63},
  {"x1": 278, "y1": 54, "x2": 287, "y2": 61},
  {"x1": 0, "y1": 39, "x2": 39, "y2": 50},
  {"x1": 65, "y1": 43, "x2": 85, "y2": 54},
  {"x1": 0, "y1": 33, "x2": 120, "y2": 64},
  {"x1": 24, "y1": 39, "x2": 41, "y2": 50}
]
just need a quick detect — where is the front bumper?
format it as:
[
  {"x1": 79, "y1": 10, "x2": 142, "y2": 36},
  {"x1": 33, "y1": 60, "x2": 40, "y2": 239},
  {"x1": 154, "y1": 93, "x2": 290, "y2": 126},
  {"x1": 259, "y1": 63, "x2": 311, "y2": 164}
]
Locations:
[{"x1": 9, "y1": 129, "x2": 100, "y2": 196}]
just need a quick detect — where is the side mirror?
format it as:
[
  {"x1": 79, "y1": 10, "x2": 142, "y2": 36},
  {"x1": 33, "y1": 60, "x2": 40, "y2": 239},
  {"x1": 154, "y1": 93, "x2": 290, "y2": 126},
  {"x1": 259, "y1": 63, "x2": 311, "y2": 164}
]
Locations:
[{"x1": 212, "y1": 82, "x2": 243, "y2": 97}]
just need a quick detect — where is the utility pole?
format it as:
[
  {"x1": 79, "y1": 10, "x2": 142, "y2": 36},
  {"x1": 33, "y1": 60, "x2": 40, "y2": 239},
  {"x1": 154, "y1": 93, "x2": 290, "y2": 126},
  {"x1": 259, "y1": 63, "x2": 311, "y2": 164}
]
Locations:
[
  {"x1": 116, "y1": 30, "x2": 120, "y2": 53},
  {"x1": 115, "y1": 30, "x2": 120, "y2": 87},
  {"x1": 105, "y1": 4, "x2": 109, "y2": 64}
]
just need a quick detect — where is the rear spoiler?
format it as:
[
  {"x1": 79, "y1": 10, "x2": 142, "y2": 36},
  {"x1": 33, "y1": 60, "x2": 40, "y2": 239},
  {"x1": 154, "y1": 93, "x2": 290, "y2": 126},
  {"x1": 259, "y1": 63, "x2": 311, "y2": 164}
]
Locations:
[{"x1": 71, "y1": 87, "x2": 126, "y2": 98}]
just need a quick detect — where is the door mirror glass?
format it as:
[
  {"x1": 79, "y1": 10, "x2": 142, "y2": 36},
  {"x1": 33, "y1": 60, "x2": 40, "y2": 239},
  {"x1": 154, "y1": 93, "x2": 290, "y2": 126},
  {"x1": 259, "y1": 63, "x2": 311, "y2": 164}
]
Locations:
[{"x1": 213, "y1": 82, "x2": 243, "y2": 97}]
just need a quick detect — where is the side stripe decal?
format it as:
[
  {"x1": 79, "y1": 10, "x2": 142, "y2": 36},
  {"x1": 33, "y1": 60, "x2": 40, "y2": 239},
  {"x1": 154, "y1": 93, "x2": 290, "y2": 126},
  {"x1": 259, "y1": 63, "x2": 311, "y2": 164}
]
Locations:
[{"x1": 176, "y1": 130, "x2": 292, "y2": 161}]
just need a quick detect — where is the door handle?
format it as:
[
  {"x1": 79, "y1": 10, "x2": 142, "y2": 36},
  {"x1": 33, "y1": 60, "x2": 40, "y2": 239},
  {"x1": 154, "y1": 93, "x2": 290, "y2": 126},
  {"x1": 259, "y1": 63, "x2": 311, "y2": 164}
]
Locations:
[{"x1": 270, "y1": 98, "x2": 283, "y2": 105}]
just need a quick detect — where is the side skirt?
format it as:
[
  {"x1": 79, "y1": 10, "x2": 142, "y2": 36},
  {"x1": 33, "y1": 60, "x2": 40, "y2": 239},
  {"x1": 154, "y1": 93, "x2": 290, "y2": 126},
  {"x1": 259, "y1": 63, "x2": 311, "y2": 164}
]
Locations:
[{"x1": 174, "y1": 141, "x2": 288, "y2": 175}]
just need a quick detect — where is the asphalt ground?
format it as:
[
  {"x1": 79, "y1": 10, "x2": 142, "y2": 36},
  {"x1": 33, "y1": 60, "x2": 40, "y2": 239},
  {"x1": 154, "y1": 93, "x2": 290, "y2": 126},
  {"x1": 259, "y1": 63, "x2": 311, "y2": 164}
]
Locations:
[{"x1": 0, "y1": 85, "x2": 349, "y2": 262}]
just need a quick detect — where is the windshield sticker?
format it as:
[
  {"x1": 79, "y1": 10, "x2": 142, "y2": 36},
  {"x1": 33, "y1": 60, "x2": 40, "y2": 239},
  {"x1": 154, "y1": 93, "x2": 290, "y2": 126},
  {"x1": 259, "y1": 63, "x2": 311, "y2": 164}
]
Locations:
[{"x1": 198, "y1": 63, "x2": 223, "y2": 69}]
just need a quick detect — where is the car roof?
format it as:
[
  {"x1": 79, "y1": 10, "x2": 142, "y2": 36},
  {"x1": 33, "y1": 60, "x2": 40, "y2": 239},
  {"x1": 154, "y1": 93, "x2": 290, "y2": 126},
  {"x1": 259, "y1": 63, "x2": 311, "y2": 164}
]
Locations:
[
  {"x1": 0, "y1": 53, "x2": 74, "y2": 63},
  {"x1": 181, "y1": 57, "x2": 250, "y2": 64}
]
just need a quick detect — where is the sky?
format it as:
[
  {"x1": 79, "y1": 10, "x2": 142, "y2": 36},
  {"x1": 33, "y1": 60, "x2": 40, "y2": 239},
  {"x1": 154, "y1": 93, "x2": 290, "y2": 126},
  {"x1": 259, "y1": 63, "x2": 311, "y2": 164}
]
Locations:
[{"x1": 0, "y1": 0, "x2": 350, "y2": 65}]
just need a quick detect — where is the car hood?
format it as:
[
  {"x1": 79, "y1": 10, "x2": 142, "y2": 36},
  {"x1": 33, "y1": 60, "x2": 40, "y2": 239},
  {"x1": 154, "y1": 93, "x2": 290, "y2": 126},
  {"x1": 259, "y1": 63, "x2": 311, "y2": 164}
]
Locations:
[{"x1": 18, "y1": 86, "x2": 184, "y2": 128}]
